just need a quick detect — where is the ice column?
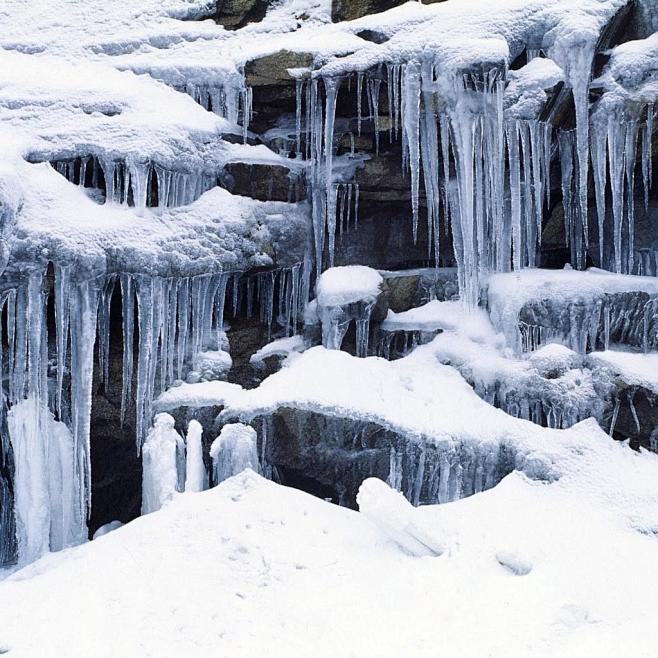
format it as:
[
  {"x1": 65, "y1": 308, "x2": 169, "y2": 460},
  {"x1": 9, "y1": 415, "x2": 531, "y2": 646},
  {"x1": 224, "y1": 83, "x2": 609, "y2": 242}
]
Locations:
[
  {"x1": 141, "y1": 413, "x2": 184, "y2": 514},
  {"x1": 210, "y1": 423, "x2": 260, "y2": 486},
  {"x1": 185, "y1": 420, "x2": 208, "y2": 492}
]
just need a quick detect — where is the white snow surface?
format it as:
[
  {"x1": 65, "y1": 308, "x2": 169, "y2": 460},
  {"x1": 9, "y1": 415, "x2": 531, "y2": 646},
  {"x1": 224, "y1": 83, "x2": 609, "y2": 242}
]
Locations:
[
  {"x1": 383, "y1": 300, "x2": 494, "y2": 340},
  {"x1": 316, "y1": 265, "x2": 383, "y2": 307},
  {"x1": 1, "y1": 449, "x2": 658, "y2": 657}
]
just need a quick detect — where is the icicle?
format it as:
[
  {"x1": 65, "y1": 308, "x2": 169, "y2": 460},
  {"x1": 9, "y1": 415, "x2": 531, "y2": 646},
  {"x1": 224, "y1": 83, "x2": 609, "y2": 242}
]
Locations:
[
  {"x1": 608, "y1": 114, "x2": 625, "y2": 273},
  {"x1": 507, "y1": 120, "x2": 523, "y2": 272},
  {"x1": 591, "y1": 121, "x2": 608, "y2": 266},
  {"x1": 324, "y1": 77, "x2": 341, "y2": 269},
  {"x1": 69, "y1": 278, "x2": 99, "y2": 518},
  {"x1": 119, "y1": 274, "x2": 134, "y2": 427},
  {"x1": 97, "y1": 277, "x2": 115, "y2": 390},
  {"x1": 129, "y1": 161, "x2": 149, "y2": 211},
  {"x1": 402, "y1": 61, "x2": 421, "y2": 242},
  {"x1": 355, "y1": 301, "x2": 375, "y2": 358},
  {"x1": 54, "y1": 265, "x2": 70, "y2": 420},
  {"x1": 624, "y1": 119, "x2": 639, "y2": 273},
  {"x1": 356, "y1": 72, "x2": 363, "y2": 136},
  {"x1": 295, "y1": 79, "x2": 304, "y2": 155}
]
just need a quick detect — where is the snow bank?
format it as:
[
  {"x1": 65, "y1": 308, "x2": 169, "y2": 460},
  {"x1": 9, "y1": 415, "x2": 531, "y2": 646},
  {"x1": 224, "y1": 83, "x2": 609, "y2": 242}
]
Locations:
[{"x1": 2, "y1": 443, "x2": 658, "y2": 657}]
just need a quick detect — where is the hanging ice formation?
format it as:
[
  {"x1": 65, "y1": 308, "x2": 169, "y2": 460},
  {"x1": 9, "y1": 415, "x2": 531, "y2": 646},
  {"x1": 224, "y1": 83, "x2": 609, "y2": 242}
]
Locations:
[
  {"x1": 0, "y1": 261, "x2": 308, "y2": 566},
  {"x1": 209, "y1": 423, "x2": 260, "y2": 486},
  {"x1": 590, "y1": 102, "x2": 655, "y2": 274},
  {"x1": 182, "y1": 78, "x2": 253, "y2": 138},
  {"x1": 51, "y1": 155, "x2": 220, "y2": 209},
  {"x1": 0, "y1": 270, "x2": 97, "y2": 566},
  {"x1": 296, "y1": 41, "x2": 656, "y2": 303}
]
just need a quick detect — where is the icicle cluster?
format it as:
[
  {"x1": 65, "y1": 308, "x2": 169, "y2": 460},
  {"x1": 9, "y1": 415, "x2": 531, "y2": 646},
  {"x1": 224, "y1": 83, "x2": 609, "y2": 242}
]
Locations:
[
  {"x1": 182, "y1": 80, "x2": 253, "y2": 140},
  {"x1": 590, "y1": 103, "x2": 655, "y2": 273},
  {"x1": 387, "y1": 439, "x2": 521, "y2": 506},
  {"x1": 0, "y1": 261, "x2": 308, "y2": 566},
  {"x1": 295, "y1": 77, "x2": 362, "y2": 275},
  {"x1": 511, "y1": 294, "x2": 658, "y2": 354},
  {"x1": 0, "y1": 269, "x2": 97, "y2": 566},
  {"x1": 52, "y1": 156, "x2": 219, "y2": 209}
]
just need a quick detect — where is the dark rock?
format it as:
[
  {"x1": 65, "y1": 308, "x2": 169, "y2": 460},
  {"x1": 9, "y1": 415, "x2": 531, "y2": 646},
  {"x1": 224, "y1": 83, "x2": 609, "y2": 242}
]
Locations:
[
  {"x1": 221, "y1": 161, "x2": 305, "y2": 202},
  {"x1": 245, "y1": 50, "x2": 313, "y2": 87},
  {"x1": 331, "y1": 0, "x2": 446, "y2": 22},
  {"x1": 213, "y1": 0, "x2": 270, "y2": 30}
]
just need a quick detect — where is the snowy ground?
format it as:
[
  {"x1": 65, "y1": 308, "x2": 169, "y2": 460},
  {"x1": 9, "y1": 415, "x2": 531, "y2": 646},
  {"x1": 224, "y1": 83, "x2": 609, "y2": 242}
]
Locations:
[{"x1": 1, "y1": 444, "x2": 658, "y2": 658}]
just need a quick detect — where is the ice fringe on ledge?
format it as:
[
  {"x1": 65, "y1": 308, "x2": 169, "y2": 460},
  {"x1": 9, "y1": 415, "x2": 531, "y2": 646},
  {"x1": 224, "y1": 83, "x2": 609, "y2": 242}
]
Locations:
[
  {"x1": 487, "y1": 269, "x2": 658, "y2": 354},
  {"x1": 52, "y1": 156, "x2": 220, "y2": 210}
]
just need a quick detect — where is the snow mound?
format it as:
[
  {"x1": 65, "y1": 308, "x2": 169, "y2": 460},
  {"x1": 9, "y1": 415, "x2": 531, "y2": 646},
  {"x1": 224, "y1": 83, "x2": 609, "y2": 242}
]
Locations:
[{"x1": 316, "y1": 265, "x2": 383, "y2": 308}]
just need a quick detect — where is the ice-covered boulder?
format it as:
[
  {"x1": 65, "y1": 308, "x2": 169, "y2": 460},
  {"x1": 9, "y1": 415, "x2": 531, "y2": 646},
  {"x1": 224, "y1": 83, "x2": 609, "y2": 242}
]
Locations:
[{"x1": 314, "y1": 266, "x2": 384, "y2": 356}]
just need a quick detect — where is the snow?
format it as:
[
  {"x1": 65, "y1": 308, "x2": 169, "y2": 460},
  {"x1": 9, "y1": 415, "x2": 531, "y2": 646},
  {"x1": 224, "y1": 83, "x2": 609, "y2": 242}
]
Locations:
[
  {"x1": 1, "y1": 444, "x2": 658, "y2": 657},
  {"x1": 249, "y1": 335, "x2": 306, "y2": 364},
  {"x1": 383, "y1": 300, "x2": 494, "y2": 340},
  {"x1": 9, "y1": 162, "x2": 307, "y2": 277},
  {"x1": 154, "y1": 379, "x2": 245, "y2": 413},
  {"x1": 316, "y1": 265, "x2": 383, "y2": 307},
  {"x1": 504, "y1": 57, "x2": 565, "y2": 118},
  {"x1": 587, "y1": 350, "x2": 658, "y2": 395}
]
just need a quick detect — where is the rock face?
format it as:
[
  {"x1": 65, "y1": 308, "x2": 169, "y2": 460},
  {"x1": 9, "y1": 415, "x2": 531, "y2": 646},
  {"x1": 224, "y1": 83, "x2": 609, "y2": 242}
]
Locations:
[
  {"x1": 213, "y1": 0, "x2": 270, "y2": 30},
  {"x1": 221, "y1": 162, "x2": 305, "y2": 202},
  {"x1": 331, "y1": 0, "x2": 446, "y2": 22}
]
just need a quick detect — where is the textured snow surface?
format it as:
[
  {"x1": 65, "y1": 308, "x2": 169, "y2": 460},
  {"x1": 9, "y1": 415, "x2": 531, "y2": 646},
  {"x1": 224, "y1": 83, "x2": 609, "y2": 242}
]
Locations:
[
  {"x1": 488, "y1": 268, "x2": 658, "y2": 317},
  {"x1": 1, "y1": 452, "x2": 658, "y2": 657},
  {"x1": 588, "y1": 350, "x2": 658, "y2": 394},
  {"x1": 383, "y1": 300, "x2": 494, "y2": 339}
]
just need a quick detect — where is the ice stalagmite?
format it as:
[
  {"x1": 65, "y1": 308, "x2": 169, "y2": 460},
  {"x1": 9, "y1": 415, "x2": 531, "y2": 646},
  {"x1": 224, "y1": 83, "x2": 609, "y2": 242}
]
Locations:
[
  {"x1": 8, "y1": 399, "x2": 85, "y2": 565},
  {"x1": 210, "y1": 423, "x2": 259, "y2": 486},
  {"x1": 141, "y1": 413, "x2": 184, "y2": 514},
  {"x1": 185, "y1": 420, "x2": 207, "y2": 492}
]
